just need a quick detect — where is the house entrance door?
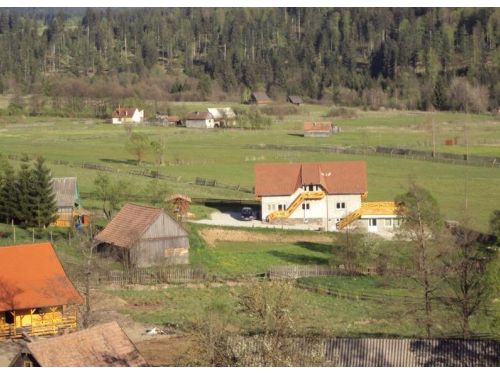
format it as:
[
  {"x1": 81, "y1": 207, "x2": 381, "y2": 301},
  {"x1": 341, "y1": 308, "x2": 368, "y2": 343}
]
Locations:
[{"x1": 368, "y1": 219, "x2": 378, "y2": 232}]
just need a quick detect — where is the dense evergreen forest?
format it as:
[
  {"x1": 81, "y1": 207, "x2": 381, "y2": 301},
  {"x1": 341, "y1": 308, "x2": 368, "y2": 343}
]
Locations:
[{"x1": 0, "y1": 8, "x2": 498, "y2": 113}]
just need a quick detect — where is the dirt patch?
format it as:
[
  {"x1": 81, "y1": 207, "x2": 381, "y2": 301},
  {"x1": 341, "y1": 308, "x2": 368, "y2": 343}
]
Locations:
[
  {"x1": 136, "y1": 334, "x2": 199, "y2": 366},
  {"x1": 200, "y1": 228, "x2": 334, "y2": 247}
]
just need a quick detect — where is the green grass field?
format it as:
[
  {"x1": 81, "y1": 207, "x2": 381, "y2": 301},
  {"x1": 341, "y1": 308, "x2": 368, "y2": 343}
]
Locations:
[
  {"x1": 0, "y1": 105, "x2": 499, "y2": 230},
  {"x1": 190, "y1": 240, "x2": 332, "y2": 277},
  {"x1": 110, "y1": 277, "x2": 497, "y2": 338}
]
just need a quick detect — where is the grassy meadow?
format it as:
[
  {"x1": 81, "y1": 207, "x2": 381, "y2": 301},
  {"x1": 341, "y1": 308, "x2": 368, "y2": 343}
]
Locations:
[{"x1": 0, "y1": 102, "x2": 499, "y2": 230}]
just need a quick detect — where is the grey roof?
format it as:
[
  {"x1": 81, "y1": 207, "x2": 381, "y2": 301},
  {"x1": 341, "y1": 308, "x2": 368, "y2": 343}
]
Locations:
[
  {"x1": 288, "y1": 95, "x2": 303, "y2": 104},
  {"x1": 52, "y1": 177, "x2": 78, "y2": 208},
  {"x1": 251, "y1": 92, "x2": 271, "y2": 102}
]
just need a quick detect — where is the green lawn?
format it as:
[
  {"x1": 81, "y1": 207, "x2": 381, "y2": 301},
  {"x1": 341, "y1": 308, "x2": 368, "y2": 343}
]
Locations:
[
  {"x1": 0, "y1": 107, "x2": 499, "y2": 230},
  {"x1": 110, "y1": 278, "x2": 497, "y2": 338},
  {"x1": 190, "y1": 240, "x2": 332, "y2": 277}
]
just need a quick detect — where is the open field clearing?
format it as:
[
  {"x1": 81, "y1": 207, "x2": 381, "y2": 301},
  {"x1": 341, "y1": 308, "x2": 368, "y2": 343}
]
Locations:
[
  {"x1": 0, "y1": 108, "x2": 499, "y2": 230},
  {"x1": 109, "y1": 278, "x2": 497, "y2": 339}
]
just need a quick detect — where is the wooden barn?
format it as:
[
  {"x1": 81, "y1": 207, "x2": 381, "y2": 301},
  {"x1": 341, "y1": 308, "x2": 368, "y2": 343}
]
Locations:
[
  {"x1": 185, "y1": 111, "x2": 215, "y2": 128},
  {"x1": 0, "y1": 243, "x2": 82, "y2": 341},
  {"x1": 95, "y1": 203, "x2": 190, "y2": 268},
  {"x1": 51, "y1": 177, "x2": 90, "y2": 228},
  {"x1": 249, "y1": 91, "x2": 272, "y2": 105},
  {"x1": 11, "y1": 321, "x2": 147, "y2": 367},
  {"x1": 287, "y1": 95, "x2": 303, "y2": 105}
]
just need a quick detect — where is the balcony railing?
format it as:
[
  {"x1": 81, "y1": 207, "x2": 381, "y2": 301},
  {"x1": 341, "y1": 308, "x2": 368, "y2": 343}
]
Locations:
[{"x1": 0, "y1": 316, "x2": 77, "y2": 340}]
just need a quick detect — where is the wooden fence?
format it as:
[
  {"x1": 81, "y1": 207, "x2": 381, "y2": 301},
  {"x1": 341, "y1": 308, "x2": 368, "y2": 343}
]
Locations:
[
  {"x1": 227, "y1": 336, "x2": 499, "y2": 366},
  {"x1": 89, "y1": 266, "x2": 208, "y2": 286},
  {"x1": 268, "y1": 265, "x2": 366, "y2": 280},
  {"x1": 244, "y1": 144, "x2": 500, "y2": 168}
]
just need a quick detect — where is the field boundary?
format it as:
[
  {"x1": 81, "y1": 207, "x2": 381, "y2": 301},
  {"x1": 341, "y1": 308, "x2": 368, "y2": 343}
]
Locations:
[{"x1": 244, "y1": 144, "x2": 500, "y2": 168}]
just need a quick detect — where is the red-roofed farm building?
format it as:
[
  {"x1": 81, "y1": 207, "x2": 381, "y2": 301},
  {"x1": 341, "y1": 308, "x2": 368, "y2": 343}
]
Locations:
[
  {"x1": 0, "y1": 243, "x2": 82, "y2": 340},
  {"x1": 255, "y1": 161, "x2": 399, "y2": 234},
  {"x1": 95, "y1": 203, "x2": 190, "y2": 268}
]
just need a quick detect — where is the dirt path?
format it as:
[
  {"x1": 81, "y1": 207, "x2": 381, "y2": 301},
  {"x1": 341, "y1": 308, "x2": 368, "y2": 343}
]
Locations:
[{"x1": 200, "y1": 227, "x2": 334, "y2": 247}]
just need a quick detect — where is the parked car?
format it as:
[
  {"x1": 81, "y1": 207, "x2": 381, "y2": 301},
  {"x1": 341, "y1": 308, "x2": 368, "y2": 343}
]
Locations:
[{"x1": 240, "y1": 207, "x2": 254, "y2": 220}]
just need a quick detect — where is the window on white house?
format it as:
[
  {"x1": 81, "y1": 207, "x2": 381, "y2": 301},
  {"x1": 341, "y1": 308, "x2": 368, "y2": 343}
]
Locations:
[
  {"x1": 301, "y1": 203, "x2": 310, "y2": 210},
  {"x1": 385, "y1": 219, "x2": 393, "y2": 227},
  {"x1": 369, "y1": 219, "x2": 377, "y2": 227},
  {"x1": 336, "y1": 202, "x2": 346, "y2": 209},
  {"x1": 394, "y1": 219, "x2": 401, "y2": 227}
]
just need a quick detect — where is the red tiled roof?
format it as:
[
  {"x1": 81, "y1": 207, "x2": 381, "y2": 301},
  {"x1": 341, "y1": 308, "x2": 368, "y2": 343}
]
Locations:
[
  {"x1": 255, "y1": 161, "x2": 367, "y2": 196},
  {"x1": 113, "y1": 108, "x2": 137, "y2": 118},
  {"x1": 186, "y1": 111, "x2": 213, "y2": 120},
  {"x1": 0, "y1": 243, "x2": 83, "y2": 311},
  {"x1": 27, "y1": 321, "x2": 148, "y2": 367},
  {"x1": 94, "y1": 203, "x2": 162, "y2": 248},
  {"x1": 168, "y1": 194, "x2": 192, "y2": 203},
  {"x1": 304, "y1": 122, "x2": 333, "y2": 132}
]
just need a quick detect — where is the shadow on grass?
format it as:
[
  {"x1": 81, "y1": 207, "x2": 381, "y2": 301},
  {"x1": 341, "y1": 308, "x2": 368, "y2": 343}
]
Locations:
[
  {"x1": 295, "y1": 241, "x2": 332, "y2": 254},
  {"x1": 100, "y1": 158, "x2": 146, "y2": 166},
  {"x1": 287, "y1": 133, "x2": 305, "y2": 138},
  {"x1": 268, "y1": 250, "x2": 329, "y2": 265}
]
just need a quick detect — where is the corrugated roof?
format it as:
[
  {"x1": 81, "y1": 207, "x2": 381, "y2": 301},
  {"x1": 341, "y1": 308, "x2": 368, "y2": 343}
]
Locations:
[
  {"x1": 288, "y1": 95, "x2": 303, "y2": 104},
  {"x1": 113, "y1": 108, "x2": 137, "y2": 118},
  {"x1": 26, "y1": 321, "x2": 148, "y2": 367},
  {"x1": 94, "y1": 203, "x2": 163, "y2": 248},
  {"x1": 251, "y1": 92, "x2": 271, "y2": 102},
  {"x1": 304, "y1": 122, "x2": 333, "y2": 132},
  {"x1": 0, "y1": 243, "x2": 83, "y2": 311},
  {"x1": 186, "y1": 111, "x2": 213, "y2": 120},
  {"x1": 255, "y1": 161, "x2": 367, "y2": 196},
  {"x1": 52, "y1": 177, "x2": 78, "y2": 208}
]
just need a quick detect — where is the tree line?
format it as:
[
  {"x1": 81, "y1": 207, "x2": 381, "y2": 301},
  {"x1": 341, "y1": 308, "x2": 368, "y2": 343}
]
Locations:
[
  {"x1": 0, "y1": 154, "x2": 58, "y2": 229},
  {"x1": 0, "y1": 8, "x2": 498, "y2": 113}
]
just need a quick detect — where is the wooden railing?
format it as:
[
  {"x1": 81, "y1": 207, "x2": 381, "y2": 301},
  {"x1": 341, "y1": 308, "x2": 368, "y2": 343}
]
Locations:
[
  {"x1": 0, "y1": 316, "x2": 77, "y2": 341},
  {"x1": 267, "y1": 191, "x2": 325, "y2": 222},
  {"x1": 337, "y1": 201, "x2": 398, "y2": 229}
]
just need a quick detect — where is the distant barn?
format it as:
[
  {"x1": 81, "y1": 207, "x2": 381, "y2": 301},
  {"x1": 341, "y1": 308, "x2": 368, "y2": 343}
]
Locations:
[
  {"x1": 185, "y1": 111, "x2": 215, "y2": 128},
  {"x1": 112, "y1": 107, "x2": 144, "y2": 124},
  {"x1": 288, "y1": 95, "x2": 303, "y2": 105},
  {"x1": 95, "y1": 203, "x2": 190, "y2": 268},
  {"x1": 207, "y1": 107, "x2": 237, "y2": 127},
  {"x1": 249, "y1": 92, "x2": 272, "y2": 105},
  {"x1": 51, "y1": 177, "x2": 90, "y2": 228}
]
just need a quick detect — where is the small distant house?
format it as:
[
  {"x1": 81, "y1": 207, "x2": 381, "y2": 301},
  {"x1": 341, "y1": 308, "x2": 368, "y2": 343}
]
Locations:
[
  {"x1": 249, "y1": 92, "x2": 272, "y2": 105},
  {"x1": 11, "y1": 321, "x2": 148, "y2": 367},
  {"x1": 288, "y1": 95, "x2": 303, "y2": 106},
  {"x1": 167, "y1": 194, "x2": 192, "y2": 219},
  {"x1": 95, "y1": 203, "x2": 190, "y2": 268},
  {"x1": 112, "y1": 107, "x2": 144, "y2": 124},
  {"x1": 185, "y1": 111, "x2": 215, "y2": 129},
  {"x1": 155, "y1": 114, "x2": 181, "y2": 126},
  {"x1": 0, "y1": 243, "x2": 82, "y2": 341},
  {"x1": 51, "y1": 177, "x2": 90, "y2": 228},
  {"x1": 303, "y1": 122, "x2": 333, "y2": 137},
  {"x1": 207, "y1": 108, "x2": 237, "y2": 127}
]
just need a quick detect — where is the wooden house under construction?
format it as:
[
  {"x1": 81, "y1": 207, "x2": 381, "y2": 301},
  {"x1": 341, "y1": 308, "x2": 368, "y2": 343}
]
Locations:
[
  {"x1": 10, "y1": 321, "x2": 147, "y2": 367},
  {"x1": 0, "y1": 243, "x2": 82, "y2": 341},
  {"x1": 51, "y1": 177, "x2": 90, "y2": 228},
  {"x1": 95, "y1": 203, "x2": 190, "y2": 268}
]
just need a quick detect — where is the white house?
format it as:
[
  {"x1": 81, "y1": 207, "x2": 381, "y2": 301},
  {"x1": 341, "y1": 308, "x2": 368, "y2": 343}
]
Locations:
[
  {"x1": 185, "y1": 111, "x2": 215, "y2": 128},
  {"x1": 207, "y1": 107, "x2": 237, "y2": 127},
  {"x1": 255, "y1": 161, "x2": 399, "y2": 234},
  {"x1": 112, "y1": 107, "x2": 144, "y2": 124}
]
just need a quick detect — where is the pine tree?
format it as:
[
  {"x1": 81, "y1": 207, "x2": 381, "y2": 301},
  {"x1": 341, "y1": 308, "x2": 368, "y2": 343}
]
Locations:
[
  {"x1": 30, "y1": 156, "x2": 58, "y2": 229},
  {"x1": 13, "y1": 156, "x2": 33, "y2": 228},
  {"x1": 0, "y1": 155, "x2": 16, "y2": 224}
]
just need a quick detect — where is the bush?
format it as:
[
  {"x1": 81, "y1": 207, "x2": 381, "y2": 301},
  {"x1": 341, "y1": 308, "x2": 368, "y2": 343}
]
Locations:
[{"x1": 325, "y1": 106, "x2": 358, "y2": 118}]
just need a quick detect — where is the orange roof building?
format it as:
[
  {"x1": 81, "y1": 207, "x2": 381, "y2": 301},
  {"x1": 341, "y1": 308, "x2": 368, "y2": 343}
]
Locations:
[
  {"x1": 0, "y1": 243, "x2": 82, "y2": 340},
  {"x1": 254, "y1": 161, "x2": 400, "y2": 234},
  {"x1": 303, "y1": 122, "x2": 333, "y2": 137},
  {"x1": 11, "y1": 321, "x2": 148, "y2": 367}
]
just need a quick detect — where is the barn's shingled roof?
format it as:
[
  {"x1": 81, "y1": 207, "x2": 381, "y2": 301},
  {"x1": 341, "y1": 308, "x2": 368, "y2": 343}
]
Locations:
[
  {"x1": 0, "y1": 243, "x2": 83, "y2": 311},
  {"x1": 251, "y1": 92, "x2": 271, "y2": 103},
  {"x1": 51, "y1": 177, "x2": 78, "y2": 208},
  {"x1": 94, "y1": 203, "x2": 163, "y2": 249},
  {"x1": 255, "y1": 161, "x2": 367, "y2": 197},
  {"x1": 26, "y1": 321, "x2": 148, "y2": 367}
]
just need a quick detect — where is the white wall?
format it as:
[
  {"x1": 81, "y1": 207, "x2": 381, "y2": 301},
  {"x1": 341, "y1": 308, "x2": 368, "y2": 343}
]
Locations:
[
  {"x1": 261, "y1": 186, "x2": 362, "y2": 227},
  {"x1": 186, "y1": 119, "x2": 215, "y2": 128}
]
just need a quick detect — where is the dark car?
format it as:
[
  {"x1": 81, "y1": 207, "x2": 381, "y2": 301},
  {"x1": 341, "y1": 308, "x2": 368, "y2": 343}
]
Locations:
[{"x1": 240, "y1": 207, "x2": 254, "y2": 221}]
